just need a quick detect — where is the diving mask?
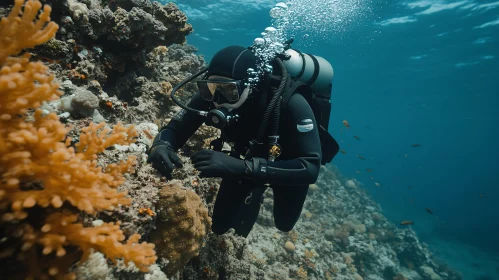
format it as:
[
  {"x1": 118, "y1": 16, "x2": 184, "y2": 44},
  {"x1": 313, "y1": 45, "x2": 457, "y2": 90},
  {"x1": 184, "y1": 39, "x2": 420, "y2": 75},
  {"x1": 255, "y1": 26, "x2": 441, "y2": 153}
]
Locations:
[{"x1": 197, "y1": 79, "x2": 244, "y2": 104}]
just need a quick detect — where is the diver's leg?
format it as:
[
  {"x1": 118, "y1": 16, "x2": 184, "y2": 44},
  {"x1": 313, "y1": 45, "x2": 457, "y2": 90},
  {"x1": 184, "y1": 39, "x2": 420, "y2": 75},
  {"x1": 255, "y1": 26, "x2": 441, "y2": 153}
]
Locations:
[
  {"x1": 272, "y1": 185, "x2": 309, "y2": 232},
  {"x1": 211, "y1": 178, "x2": 250, "y2": 235},
  {"x1": 233, "y1": 185, "x2": 267, "y2": 237}
]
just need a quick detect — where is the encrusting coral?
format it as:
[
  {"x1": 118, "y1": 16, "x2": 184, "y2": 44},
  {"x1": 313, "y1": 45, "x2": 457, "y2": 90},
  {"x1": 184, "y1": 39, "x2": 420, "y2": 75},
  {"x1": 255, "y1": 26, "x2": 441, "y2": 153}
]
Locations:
[
  {"x1": 0, "y1": 0, "x2": 156, "y2": 278},
  {"x1": 150, "y1": 180, "x2": 212, "y2": 276}
]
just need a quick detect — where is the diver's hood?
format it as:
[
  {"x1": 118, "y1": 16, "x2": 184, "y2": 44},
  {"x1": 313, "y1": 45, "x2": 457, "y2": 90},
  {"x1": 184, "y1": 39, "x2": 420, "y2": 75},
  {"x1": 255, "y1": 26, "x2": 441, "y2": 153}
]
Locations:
[{"x1": 207, "y1": 46, "x2": 257, "y2": 80}]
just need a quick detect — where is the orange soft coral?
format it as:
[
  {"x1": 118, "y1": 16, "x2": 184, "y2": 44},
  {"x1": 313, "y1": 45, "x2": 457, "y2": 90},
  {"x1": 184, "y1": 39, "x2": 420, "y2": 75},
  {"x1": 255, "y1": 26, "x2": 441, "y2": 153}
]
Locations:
[
  {"x1": 0, "y1": 1, "x2": 157, "y2": 279},
  {"x1": 2, "y1": 112, "x2": 137, "y2": 215},
  {"x1": 0, "y1": 0, "x2": 59, "y2": 63},
  {"x1": 40, "y1": 212, "x2": 157, "y2": 272}
]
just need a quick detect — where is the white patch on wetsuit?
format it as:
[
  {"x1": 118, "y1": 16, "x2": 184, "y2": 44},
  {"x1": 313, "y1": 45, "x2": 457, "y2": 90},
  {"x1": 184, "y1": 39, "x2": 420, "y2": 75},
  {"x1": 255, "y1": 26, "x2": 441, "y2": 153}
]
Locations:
[
  {"x1": 296, "y1": 118, "x2": 314, "y2": 132},
  {"x1": 172, "y1": 109, "x2": 186, "y2": 121}
]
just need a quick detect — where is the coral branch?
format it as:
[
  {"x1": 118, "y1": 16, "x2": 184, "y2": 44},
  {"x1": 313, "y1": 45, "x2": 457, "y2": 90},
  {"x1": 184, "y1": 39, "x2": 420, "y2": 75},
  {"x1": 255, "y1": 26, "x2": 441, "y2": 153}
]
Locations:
[
  {"x1": 75, "y1": 122, "x2": 139, "y2": 160},
  {"x1": 0, "y1": 0, "x2": 58, "y2": 62},
  {"x1": 41, "y1": 212, "x2": 157, "y2": 272}
]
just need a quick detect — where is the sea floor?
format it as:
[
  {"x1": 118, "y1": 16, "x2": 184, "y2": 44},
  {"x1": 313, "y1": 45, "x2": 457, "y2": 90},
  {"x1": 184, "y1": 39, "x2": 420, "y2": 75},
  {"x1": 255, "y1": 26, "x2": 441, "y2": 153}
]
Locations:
[{"x1": 424, "y1": 237, "x2": 499, "y2": 280}]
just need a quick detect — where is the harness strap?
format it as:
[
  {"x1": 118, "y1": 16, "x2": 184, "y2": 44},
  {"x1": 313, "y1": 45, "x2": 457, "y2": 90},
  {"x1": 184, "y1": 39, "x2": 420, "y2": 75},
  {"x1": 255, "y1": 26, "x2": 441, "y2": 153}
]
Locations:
[
  {"x1": 307, "y1": 53, "x2": 321, "y2": 85},
  {"x1": 281, "y1": 79, "x2": 313, "y2": 110},
  {"x1": 295, "y1": 49, "x2": 307, "y2": 79}
]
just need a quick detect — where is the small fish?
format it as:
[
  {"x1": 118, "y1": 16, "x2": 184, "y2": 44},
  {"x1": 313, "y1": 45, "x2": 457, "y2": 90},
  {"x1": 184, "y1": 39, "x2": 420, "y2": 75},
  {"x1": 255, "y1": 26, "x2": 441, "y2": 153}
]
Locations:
[
  {"x1": 366, "y1": 168, "x2": 373, "y2": 172},
  {"x1": 400, "y1": 220, "x2": 414, "y2": 226},
  {"x1": 409, "y1": 198, "x2": 414, "y2": 204},
  {"x1": 425, "y1": 208, "x2": 433, "y2": 215},
  {"x1": 374, "y1": 182, "x2": 381, "y2": 187},
  {"x1": 343, "y1": 120, "x2": 350, "y2": 129},
  {"x1": 479, "y1": 192, "x2": 483, "y2": 198},
  {"x1": 408, "y1": 186, "x2": 413, "y2": 189},
  {"x1": 412, "y1": 144, "x2": 421, "y2": 147},
  {"x1": 370, "y1": 177, "x2": 374, "y2": 180},
  {"x1": 353, "y1": 135, "x2": 361, "y2": 140},
  {"x1": 404, "y1": 154, "x2": 408, "y2": 158},
  {"x1": 357, "y1": 155, "x2": 365, "y2": 160},
  {"x1": 340, "y1": 150, "x2": 347, "y2": 154},
  {"x1": 356, "y1": 170, "x2": 361, "y2": 174}
]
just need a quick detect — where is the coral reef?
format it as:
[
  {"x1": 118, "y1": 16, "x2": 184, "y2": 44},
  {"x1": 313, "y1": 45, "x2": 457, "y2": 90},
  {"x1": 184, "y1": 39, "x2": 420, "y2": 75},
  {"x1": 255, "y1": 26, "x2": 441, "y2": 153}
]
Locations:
[
  {"x1": 0, "y1": 1, "x2": 156, "y2": 278},
  {"x1": 69, "y1": 0, "x2": 191, "y2": 49},
  {"x1": 2, "y1": 0, "x2": 204, "y2": 127}
]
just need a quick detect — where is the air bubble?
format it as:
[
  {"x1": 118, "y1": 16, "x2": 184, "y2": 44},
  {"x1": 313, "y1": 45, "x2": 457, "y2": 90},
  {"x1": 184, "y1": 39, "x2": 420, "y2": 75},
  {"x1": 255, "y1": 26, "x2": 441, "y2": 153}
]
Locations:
[
  {"x1": 270, "y1": 2, "x2": 288, "y2": 19},
  {"x1": 254, "y1": 38, "x2": 265, "y2": 45},
  {"x1": 250, "y1": 0, "x2": 372, "y2": 80}
]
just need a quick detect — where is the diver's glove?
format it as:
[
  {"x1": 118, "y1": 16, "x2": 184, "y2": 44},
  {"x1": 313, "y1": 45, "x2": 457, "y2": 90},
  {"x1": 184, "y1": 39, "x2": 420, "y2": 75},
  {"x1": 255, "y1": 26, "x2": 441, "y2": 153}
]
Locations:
[
  {"x1": 146, "y1": 140, "x2": 183, "y2": 179},
  {"x1": 190, "y1": 149, "x2": 246, "y2": 178}
]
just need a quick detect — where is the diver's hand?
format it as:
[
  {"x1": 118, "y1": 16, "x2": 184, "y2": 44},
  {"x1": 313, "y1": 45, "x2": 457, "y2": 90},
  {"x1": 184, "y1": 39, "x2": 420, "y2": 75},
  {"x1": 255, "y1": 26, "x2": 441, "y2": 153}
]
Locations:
[
  {"x1": 190, "y1": 149, "x2": 246, "y2": 178},
  {"x1": 146, "y1": 140, "x2": 183, "y2": 179}
]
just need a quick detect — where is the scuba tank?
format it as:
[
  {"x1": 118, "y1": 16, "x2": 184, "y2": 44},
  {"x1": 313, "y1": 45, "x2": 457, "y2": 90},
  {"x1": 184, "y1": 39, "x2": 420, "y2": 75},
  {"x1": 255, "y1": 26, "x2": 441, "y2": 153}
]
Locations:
[{"x1": 281, "y1": 49, "x2": 334, "y2": 92}]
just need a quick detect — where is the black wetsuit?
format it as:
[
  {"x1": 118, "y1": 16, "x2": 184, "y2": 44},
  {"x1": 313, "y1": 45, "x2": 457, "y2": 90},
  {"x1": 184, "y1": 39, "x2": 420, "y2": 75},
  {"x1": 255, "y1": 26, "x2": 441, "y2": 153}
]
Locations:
[{"x1": 156, "y1": 91, "x2": 322, "y2": 237}]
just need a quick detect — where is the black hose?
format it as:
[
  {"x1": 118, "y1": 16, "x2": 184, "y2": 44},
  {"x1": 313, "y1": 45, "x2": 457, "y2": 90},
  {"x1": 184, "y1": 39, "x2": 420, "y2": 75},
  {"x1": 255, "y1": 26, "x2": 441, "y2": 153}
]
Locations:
[
  {"x1": 255, "y1": 58, "x2": 288, "y2": 143},
  {"x1": 270, "y1": 96, "x2": 281, "y2": 139},
  {"x1": 170, "y1": 67, "x2": 209, "y2": 115},
  {"x1": 268, "y1": 59, "x2": 288, "y2": 139}
]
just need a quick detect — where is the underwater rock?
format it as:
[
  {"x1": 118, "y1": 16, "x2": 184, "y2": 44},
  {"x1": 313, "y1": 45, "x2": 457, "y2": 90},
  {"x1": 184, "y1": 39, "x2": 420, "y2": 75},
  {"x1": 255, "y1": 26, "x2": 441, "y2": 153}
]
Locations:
[
  {"x1": 92, "y1": 109, "x2": 106, "y2": 123},
  {"x1": 344, "y1": 216, "x2": 367, "y2": 234},
  {"x1": 142, "y1": 264, "x2": 168, "y2": 280},
  {"x1": 346, "y1": 179, "x2": 357, "y2": 188},
  {"x1": 34, "y1": 38, "x2": 73, "y2": 61},
  {"x1": 68, "y1": 0, "x2": 89, "y2": 22},
  {"x1": 393, "y1": 229, "x2": 432, "y2": 270},
  {"x1": 133, "y1": 122, "x2": 159, "y2": 148},
  {"x1": 40, "y1": 102, "x2": 56, "y2": 113},
  {"x1": 309, "y1": 183, "x2": 320, "y2": 191},
  {"x1": 74, "y1": 1, "x2": 192, "y2": 50},
  {"x1": 420, "y1": 265, "x2": 442, "y2": 280},
  {"x1": 74, "y1": 252, "x2": 111, "y2": 280},
  {"x1": 58, "y1": 112, "x2": 71, "y2": 120},
  {"x1": 324, "y1": 229, "x2": 336, "y2": 241},
  {"x1": 354, "y1": 273, "x2": 364, "y2": 280},
  {"x1": 61, "y1": 88, "x2": 99, "y2": 117},
  {"x1": 284, "y1": 241, "x2": 296, "y2": 253}
]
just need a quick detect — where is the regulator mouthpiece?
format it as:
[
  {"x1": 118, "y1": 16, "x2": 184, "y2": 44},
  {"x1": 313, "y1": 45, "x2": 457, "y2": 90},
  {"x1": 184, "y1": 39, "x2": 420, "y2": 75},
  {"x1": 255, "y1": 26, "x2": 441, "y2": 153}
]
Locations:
[{"x1": 205, "y1": 107, "x2": 239, "y2": 129}]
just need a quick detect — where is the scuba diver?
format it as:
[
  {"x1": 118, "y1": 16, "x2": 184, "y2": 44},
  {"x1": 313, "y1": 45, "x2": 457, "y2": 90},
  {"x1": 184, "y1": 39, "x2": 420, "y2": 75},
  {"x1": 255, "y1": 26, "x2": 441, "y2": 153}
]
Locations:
[{"x1": 146, "y1": 43, "x2": 339, "y2": 237}]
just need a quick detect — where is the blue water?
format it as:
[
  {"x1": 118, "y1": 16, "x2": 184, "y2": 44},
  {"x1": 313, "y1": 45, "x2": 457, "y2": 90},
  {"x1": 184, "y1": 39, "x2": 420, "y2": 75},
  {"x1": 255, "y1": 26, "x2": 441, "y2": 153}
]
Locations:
[{"x1": 170, "y1": 0, "x2": 499, "y2": 277}]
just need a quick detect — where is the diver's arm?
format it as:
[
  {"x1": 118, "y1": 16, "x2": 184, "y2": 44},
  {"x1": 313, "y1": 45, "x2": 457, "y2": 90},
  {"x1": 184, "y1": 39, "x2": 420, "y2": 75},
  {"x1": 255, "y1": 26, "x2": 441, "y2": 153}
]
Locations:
[
  {"x1": 154, "y1": 92, "x2": 210, "y2": 151},
  {"x1": 248, "y1": 93, "x2": 322, "y2": 186}
]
